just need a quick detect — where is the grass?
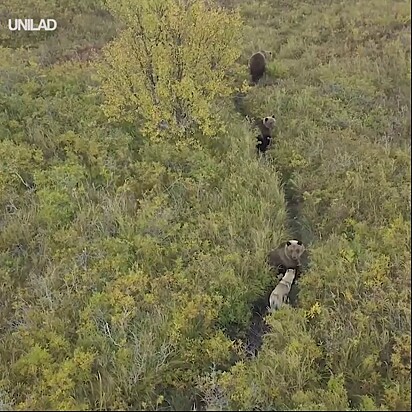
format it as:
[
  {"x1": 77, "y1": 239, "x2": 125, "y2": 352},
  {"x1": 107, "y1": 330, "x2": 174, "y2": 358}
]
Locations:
[{"x1": 0, "y1": 0, "x2": 410, "y2": 410}]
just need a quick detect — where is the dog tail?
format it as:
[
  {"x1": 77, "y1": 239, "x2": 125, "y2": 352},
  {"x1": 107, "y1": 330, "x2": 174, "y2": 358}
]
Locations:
[{"x1": 269, "y1": 294, "x2": 282, "y2": 312}]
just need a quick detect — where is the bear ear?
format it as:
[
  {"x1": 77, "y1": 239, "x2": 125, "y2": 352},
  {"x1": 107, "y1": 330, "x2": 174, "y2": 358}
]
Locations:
[
  {"x1": 286, "y1": 241, "x2": 291, "y2": 246},
  {"x1": 297, "y1": 241, "x2": 302, "y2": 245},
  {"x1": 272, "y1": 115, "x2": 276, "y2": 119}
]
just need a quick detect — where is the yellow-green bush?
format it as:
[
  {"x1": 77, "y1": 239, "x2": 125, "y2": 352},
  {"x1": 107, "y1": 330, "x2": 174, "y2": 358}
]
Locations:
[
  {"x1": 0, "y1": 0, "x2": 410, "y2": 411},
  {"x1": 0, "y1": 3, "x2": 287, "y2": 409},
  {"x1": 98, "y1": 0, "x2": 243, "y2": 139}
]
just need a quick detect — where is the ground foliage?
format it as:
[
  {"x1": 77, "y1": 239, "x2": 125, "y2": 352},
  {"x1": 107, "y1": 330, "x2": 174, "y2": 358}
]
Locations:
[{"x1": 0, "y1": 0, "x2": 410, "y2": 410}]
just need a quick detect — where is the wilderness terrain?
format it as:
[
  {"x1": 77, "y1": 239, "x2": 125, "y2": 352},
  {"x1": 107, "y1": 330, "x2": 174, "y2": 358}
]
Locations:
[{"x1": 0, "y1": 0, "x2": 410, "y2": 410}]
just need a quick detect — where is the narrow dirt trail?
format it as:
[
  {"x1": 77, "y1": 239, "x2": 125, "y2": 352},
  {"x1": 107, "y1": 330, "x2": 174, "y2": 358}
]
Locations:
[{"x1": 233, "y1": 85, "x2": 307, "y2": 357}]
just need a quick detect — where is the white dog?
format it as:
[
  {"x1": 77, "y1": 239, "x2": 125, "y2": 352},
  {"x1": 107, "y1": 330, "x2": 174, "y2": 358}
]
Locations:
[{"x1": 269, "y1": 269, "x2": 296, "y2": 312}]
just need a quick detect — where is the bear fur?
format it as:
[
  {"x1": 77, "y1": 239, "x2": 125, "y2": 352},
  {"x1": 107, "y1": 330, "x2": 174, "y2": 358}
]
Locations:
[
  {"x1": 267, "y1": 240, "x2": 305, "y2": 278},
  {"x1": 249, "y1": 50, "x2": 272, "y2": 84},
  {"x1": 256, "y1": 115, "x2": 276, "y2": 154}
]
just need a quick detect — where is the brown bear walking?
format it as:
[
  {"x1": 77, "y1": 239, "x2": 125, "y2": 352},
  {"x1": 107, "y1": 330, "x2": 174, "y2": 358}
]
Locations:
[
  {"x1": 255, "y1": 115, "x2": 276, "y2": 154},
  {"x1": 267, "y1": 240, "x2": 306, "y2": 278},
  {"x1": 249, "y1": 50, "x2": 272, "y2": 84}
]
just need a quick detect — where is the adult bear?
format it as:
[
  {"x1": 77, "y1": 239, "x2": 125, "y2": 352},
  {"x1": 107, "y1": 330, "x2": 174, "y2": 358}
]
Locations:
[{"x1": 249, "y1": 50, "x2": 272, "y2": 84}]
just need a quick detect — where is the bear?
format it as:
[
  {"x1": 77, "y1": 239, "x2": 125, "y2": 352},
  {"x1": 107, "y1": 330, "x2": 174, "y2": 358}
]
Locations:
[
  {"x1": 249, "y1": 50, "x2": 272, "y2": 84},
  {"x1": 267, "y1": 240, "x2": 306, "y2": 279},
  {"x1": 256, "y1": 115, "x2": 276, "y2": 154}
]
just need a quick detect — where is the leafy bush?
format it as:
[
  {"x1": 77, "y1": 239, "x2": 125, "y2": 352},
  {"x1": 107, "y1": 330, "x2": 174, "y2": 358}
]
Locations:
[
  {"x1": 98, "y1": 0, "x2": 243, "y2": 139},
  {"x1": 0, "y1": 3, "x2": 287, "y2": 408},
  {"x1": 0, "y1": 0, "x2": 410, "y2": 411}
]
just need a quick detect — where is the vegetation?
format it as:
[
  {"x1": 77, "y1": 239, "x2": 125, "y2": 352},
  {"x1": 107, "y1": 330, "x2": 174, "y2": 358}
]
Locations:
[
  {"x1": 0, "y1": 0, "x2": 410, "y2": 410},
  {"x1": 99, "y1": 0, "x2": 244, "y2": 139}
]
